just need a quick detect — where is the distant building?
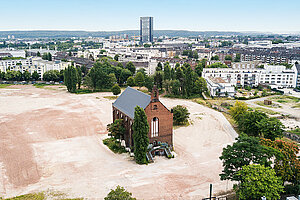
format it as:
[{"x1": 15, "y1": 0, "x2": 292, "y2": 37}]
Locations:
[
  {"x1": 140, "y1": 17, "x2": 153, "y2": 44},
  {"x1": 205, "y1": 76, "x2": 235, "y2": 97},
  {"x1": 203, "y1": 64, "x2": 298, "y2": 88}
]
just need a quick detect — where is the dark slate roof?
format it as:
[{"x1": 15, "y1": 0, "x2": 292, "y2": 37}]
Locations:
[{"x1": 112, "y1": 87, "x2": 151, "y2": 119}]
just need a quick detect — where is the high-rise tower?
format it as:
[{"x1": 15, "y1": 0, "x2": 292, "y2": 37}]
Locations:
[{"x1": 140, "y1": 17, "x2": 153, "y2": 44}]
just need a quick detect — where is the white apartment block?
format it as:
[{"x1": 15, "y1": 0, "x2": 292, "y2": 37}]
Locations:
[
  {"x1": 205, "y1": 76, "x2": 235, "y2": 97},
  {"x1": 0, "y1": 57, "x2": 70, "y2": 79},
  {"x1": 203, "y1": 64, "x2": 297, "y2": 89},
  {"x1": 259, "y1": 65, "x2": 297, "y2": 88},
  {"x1": 203, "y1": 68, "x2": 261, "y2": 87}
]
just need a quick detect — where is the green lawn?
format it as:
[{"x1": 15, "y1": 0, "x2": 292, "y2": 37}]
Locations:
[
  {"x1": 269, "y1": 95, "x2": 300, "y2": 104},
  {"x1": 2, "y1": 191, "x2": 83, "y2": 200},
  {"x1": 288, "y1": 128, "x2": 300, "y2": 136},
  {"x1": 0, "y1": 84, "x2": 12, "y2": 88},
  {"x1": 254, "y1": 107, "x2": 279, "y2": 115}
]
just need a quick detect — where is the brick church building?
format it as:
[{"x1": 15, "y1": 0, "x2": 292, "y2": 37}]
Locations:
[{"x1": 112, "y1": 86, "x2": 173, "y2": 148}]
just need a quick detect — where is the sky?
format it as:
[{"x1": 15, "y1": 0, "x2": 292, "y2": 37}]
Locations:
[{"x1": 1, "y1": 0, "x2": 300, "y2": 33}]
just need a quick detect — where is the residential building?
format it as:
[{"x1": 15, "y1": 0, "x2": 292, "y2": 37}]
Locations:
[
  {"x1": 259, "y1": 64, "x2": 297, "y2": 88},
  {"x1": 0, "y1": 57, "x2": 70, "y2": 79},
  {"x1": 140, "y1": 17, "x2": 153, "y2": 44},
  {"x1": 205, "y1": 76, "x2": 235, "y2": 97},
  {"x1": 202, "y1": 64, "x2": 298, "y2": 89},
  {"x1": 112, "y1": 86, "x2": 173, "y2": 148},
  {"x1": 203, "y1": 67, "x2": 261, "y2": 88}
]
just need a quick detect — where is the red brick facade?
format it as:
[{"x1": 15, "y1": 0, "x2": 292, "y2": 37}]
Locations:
[{"x1": 112, "y1": 87, "x2": 173, "y2": 149}]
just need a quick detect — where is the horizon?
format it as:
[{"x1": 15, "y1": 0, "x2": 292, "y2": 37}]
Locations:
[{"x1": 1, "y1": 0, "x2": 300, "y2": 33}]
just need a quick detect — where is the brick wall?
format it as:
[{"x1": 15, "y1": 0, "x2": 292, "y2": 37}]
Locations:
[{"x1": 144, "y1": 101, "x2": 173, "y2": 147}]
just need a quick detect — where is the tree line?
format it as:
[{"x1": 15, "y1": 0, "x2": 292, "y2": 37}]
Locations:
[{"x1": 0, "y1": 70, "x2": 40, "y2": 81}]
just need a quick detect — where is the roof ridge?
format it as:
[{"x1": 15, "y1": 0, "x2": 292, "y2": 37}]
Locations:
[{"x1": 127, "y1": 86, "x2": 151, "y2": 97}]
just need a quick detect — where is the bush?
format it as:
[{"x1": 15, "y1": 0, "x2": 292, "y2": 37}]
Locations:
[
  {"x1": 111, "y1": 84, "x2": 121, "y2": 96},
  {"x1": 172, "y1": 105, "x2": 190, "y2": 125},
  {"x1": 105, "y1": 185, "x2": 136, "y2": 200},
  {"x1": 103, "y1": 138, "x2": 126, "y2": 154}
]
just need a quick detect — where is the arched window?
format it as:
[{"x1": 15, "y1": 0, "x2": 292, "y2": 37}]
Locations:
[{"x1": 151, "y1": 117, "x2": 159, "y2": 137}]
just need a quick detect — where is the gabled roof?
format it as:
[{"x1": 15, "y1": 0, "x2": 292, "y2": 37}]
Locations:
[{"x1": 112, "y1": 87, "x2": 151, "y2": 119}]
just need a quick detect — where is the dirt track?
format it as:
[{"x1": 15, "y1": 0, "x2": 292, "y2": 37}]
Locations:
[{"x1": 0, "y1": 85, "x2": 237, "y2": 199}]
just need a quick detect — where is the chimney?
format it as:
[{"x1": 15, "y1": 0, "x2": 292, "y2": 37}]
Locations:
[{"x1": 151, "y1": 85, "x2": 159, "y2": 102}]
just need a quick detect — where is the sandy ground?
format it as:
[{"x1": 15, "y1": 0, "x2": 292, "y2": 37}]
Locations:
[
  {"x1": 246, "y1": 96, "x2": 300, "y2": 129},
  {"x1": 0, "y1": 85, "x2": 237, "y2": 200}
]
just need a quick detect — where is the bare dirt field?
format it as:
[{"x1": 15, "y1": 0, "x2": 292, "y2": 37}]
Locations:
[{"x1": 0, "y1": 85, "x2": 237, "y2": 200}]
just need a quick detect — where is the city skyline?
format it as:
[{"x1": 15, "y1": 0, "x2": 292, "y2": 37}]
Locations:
[{"x1": 1, "y1": 0, "x2": 300, "y2": 33}]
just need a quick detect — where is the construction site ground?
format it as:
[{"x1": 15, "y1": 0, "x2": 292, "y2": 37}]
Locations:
[{"x1": 0, "y1": 85, "x2": 237, "y2": 200}]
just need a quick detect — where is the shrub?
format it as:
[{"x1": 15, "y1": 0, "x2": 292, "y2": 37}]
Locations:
[{"x1": 172, "y1": 105, "x2": 190, "y2": 125}]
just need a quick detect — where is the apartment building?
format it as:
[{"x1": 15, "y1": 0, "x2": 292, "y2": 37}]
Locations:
[
  {"x1": 205, "y1": 76, "x2": 235, "y2": 97},
  {"x1": 0, "y1": 57, "x2": 70, "y2": 79},
  {"x1": 259, "y1": 65, "x2": 297, "y2": 88},
  {"x1": 203, "y1": 64, "x2": 297, "y2": 89},
  {"x1": 0, "y1": 58, "x2": 33, "y2": 72}
]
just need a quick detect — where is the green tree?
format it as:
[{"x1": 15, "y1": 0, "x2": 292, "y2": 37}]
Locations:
[
  {"x1": 64, "y1": 65, "x2": 77, "y2": 93},
  {"x1": 136, "y1": 68, "x2": 146, "y2": 77},
  {"x1": 211, "y1": 55, "x2": 219, "y2": 60},
  {"x1": 237, "y1": 111, "x2": 267, "y2": 137},
  {"x1": 43, "y1": 70, "x2": 60, "y2": 81},
  {"x1": 193, "y1": 50, "x2": 198, "y2": 59},
  {"x1": 235, "y1": 164, "x2": 284, "y2": 200},
  {"x1": 234, "y1": 53, "x2": 241, "y2": 62},
  {"x1": 125, "y1": 62, "x2": 136, "y2": 75},
  {"x1": 42, "y1": 53, "x2": 48, "y2": 60},
  {"x1": 111, "y1": 84, "x2": 121, "y2": 96},
  {"x1": 195, "y1": 63, "x2": 203, "y2": 77},
  {"x1": 37, "y1": 51, "x2": 41, "y2": 57},
  {"x1": 108, "y1": 73, "x2": 117, "y2": 88},
  {"x1": 134, "y1": 72, "x2": 144, "y2": 88},
  {"x1": 22, "y1": 71, "x2": 31, "y2": 81},
  {"x1": 206, "y1": 62, "x2": 228, "y2": 68},
  {"x1": 132, "y1": 106, "x2": 149, "y2": 164},
  {"x1": 154, "y1": 71, "x2": 163, "y2": 89},
  {"x1": 4, "y1": 71, "x2": 15, "y2": 81},
  {"x1": 120, "y1": 69, "x2": 132, "y2": 85},
  {"x1": 184, "y1": 65, "x2": 194, "y2": 96},
  {"x1": 48, "y1": 52, "x2": 52, "y2": 61},
  {"x1": 114, "y1": 54, "x2": 119, "y2": 61},
  {"x1": 170, "y1": 80, "x2": 181, "y2": 95},
  {"x1": 229, "y1": 101, "x2": 248, "y2": 121},
  {"x1": 261, "y1": 138, "x2": 300, "y2": 184},
  {"x1": 104, "y1": 185, "x2": 136, "y2": 200},
  {"x1": 15, "y1": 71, "x2": 22, "y2": 81},
  {"x1": 76, "y1": 67, "x2": 82, "y2": 89},
  {"x1": 126, "y1": 76, "x2": 135, "y2": 87},
  {"x1": 194, "y1": 77, "x2": 207, "y2": 94},
  {"x1": 144, "y1": 75, "x2": 154, "y2": 92},
  {"x1": 219, "y1": 134, "x2": 279, "y2": 181},
  {"x1": 156, "y1": 62, "x2": 163, "y2": 71},
  {"x1": 225, "y1": 55, "x2": 232, "y2": 61},
  {"x1": 172, "y1": 105, "x2": 190, "y2": 125},
  {"x1": 175, "y1": 67, "x2": 185, "y2": 95},
  {"x1": 257, "y1": 117, "x2": 284, "y2": 140},
  {"x1": 163, "y1": 63, "x2": 171, "y2": 80},
  {"x1": 107, "y1": 119, "x2": 124, "y2": 139},
  {"x1": 31, "y1": 71, "x2": 40, "y2": 81}
]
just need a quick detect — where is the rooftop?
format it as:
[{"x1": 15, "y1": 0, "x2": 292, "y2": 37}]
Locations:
[{"x1": 112, "y1": 87, "x2": 151, "y2": 119}]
